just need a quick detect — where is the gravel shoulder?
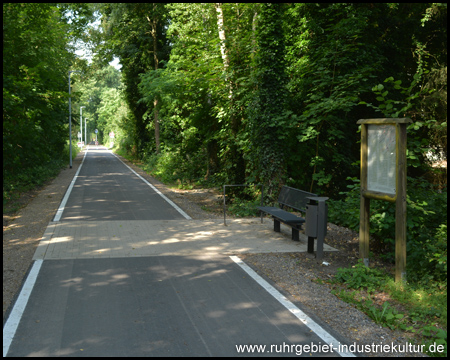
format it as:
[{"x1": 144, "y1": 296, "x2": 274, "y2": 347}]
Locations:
[{"x1": 3, "y1": 150, "x2": 426, "y2": 357}]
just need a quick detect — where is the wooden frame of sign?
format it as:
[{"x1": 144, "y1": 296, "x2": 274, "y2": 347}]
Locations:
[{"x1": 357, "y1": 118, "x2": 412, "y2": 282}]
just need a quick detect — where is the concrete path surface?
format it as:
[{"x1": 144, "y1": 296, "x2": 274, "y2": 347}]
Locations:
[{"x1": 33, "y1": 218, "x2": 337, "y2": 260}]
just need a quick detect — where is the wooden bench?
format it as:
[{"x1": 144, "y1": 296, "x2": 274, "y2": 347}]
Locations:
[{"x1": 257, "y1": 186, "x2": 317, "y2": 241}]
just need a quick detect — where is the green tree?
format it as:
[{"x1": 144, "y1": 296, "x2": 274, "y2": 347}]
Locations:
[
  {"x1": 96, "y1": 3, "x2": 446, "y2": 201},
  {"x1": 247, "y1": 3, "x2": 288, "y2": 199},
  {"x1": 73, "y1": 65, "x2": 123, "y2": 144},
  {"x1": 284, "y1": 4, "x2": 388, "y2": 195},
  {"x1": 98, "y1": 3, "x2": 170, "y2": 157},
  {"x1": 138, "y1": 3, "x2": 222, "y2": 181},
  {"x1": 3, "y1": 3, "x2": 93, "y2": 195},
  {"x1": 138, "y1": 4, "x2": 258, "y2": 186}
]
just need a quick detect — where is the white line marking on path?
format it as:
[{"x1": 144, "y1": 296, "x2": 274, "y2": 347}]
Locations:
[
  {"x1": 53, "y1": 148, "x2": 89, "y2": 221},
  {"x1": 3, "y1": 260, "x2": 43, "y2": 357},
  {"x1": 229, "y1": 255, "x2": 356, "y2": 357},
  {"x1": 109, "y1": 151, "x2": 192, "y2": 220}
]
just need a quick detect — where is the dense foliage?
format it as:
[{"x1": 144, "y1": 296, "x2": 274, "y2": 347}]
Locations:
[
  {"x1": 97, "y1": 3, "x2": 446, "y2": 285},
  {"x1": 97, "y1": 3, "x2": 446, "y2": 195},
  {"x1": 3, "y1": 4, "x2": 446, "y2": 286},
  {"x1": 328, "y1": 177, "x2": 447, "y2": 286},
  {"x1": 248, "y1": 4, "x2": 289, "y2": 199},
  {"x1": 3, "y1": 3, "x2": 94, "y2": 198}
]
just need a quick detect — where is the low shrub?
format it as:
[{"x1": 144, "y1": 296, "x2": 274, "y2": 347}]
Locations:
[
  {"x1": 334, "y1": 259, "x2": 387, "y2": 293},
  {"x1": 142, "y1": 146, "x2": 208, "y2": 187},
  {"x1": 3, "y1": 141, "x2": 78, "y2": 206}
]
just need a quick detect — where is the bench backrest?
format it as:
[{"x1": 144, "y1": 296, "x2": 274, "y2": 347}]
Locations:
[{"x1": 278, "y1": 186, "x2": 317, "y2": 213}]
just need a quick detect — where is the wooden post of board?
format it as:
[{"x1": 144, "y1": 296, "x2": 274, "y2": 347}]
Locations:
[
  {"x1": 396, "y1": 124, "x2": 408, "y2": 282},
  {"x1": 359, "y1": 124, "x2": 370, "y2": 266},
  {"x1": 357, "y1": 118, "x2": 411, "y2": 282}
]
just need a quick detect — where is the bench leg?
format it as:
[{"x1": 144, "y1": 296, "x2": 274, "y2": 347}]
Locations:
[
  {"x1": 274, "y1": 219, "x2": 280, "y2": 232},
  {"x1": 292, "y1": 228, "x2": 299, "y2": 241},
  {"x1": 307, "y1": 236, "x2": 315, "y2": 254}
]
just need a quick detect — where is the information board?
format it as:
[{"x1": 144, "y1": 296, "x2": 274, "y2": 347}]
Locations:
[
  {"x1": 357, "y1": 118, "x2": 411, "y2": 282},
  {"x1": 367, "y1": 124, "x2": 396, "y2": 195}
]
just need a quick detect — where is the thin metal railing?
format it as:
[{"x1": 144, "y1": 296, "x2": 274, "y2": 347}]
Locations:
[{"x1": 223, "y1": 184, "x2": 264, "y2": 226}]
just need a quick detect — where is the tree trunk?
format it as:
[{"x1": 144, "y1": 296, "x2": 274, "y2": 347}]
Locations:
[
  {"x1": 215, "y1": 3, "x2": 229, "y2": 71},
  {"x1": 252, "y1": 8, "x2": 258, "y2": 63},
  {"x1": 215, "y1": 3, "x2": 246, "y2": 185}
]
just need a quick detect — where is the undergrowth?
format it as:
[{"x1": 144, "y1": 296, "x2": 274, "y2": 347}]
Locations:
[
  {"x1": 327, "y1": 176, "x2": 447, "y2": 286},
  {"x1": 330, "y1": 260, "x2": 447, "y2": 357},
  {"x1": 3, "y1": 142, "x2": 80, "y2": 210}
]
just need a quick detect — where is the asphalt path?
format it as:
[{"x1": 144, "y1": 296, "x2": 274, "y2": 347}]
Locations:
[
  {"x1": 60, "y1": 148, "x2": 186, "y2": 221},
  {"x1": 5, "y1": 147, "x2": 351, "y2": 357}
]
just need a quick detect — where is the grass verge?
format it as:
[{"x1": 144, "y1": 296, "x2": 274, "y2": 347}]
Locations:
[{"x1": 327, "y1": 260, "x2": 447, "y2": 357}]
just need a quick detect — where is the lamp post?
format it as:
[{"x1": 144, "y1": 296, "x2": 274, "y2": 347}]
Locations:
[
  {"x1": 68, "y1": 70, "x2": 81, "y2": 168},
  {"x1": 80, "y1": 106, "x2": 85, "y2": 148},
  {"x1": 85, "y1": 118, "x2": 88, "y2": 146}
]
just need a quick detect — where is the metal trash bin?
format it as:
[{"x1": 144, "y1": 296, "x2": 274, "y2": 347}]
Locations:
[{"x1": 305, "y1": 197, "x2": 328, "y2": 260}]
